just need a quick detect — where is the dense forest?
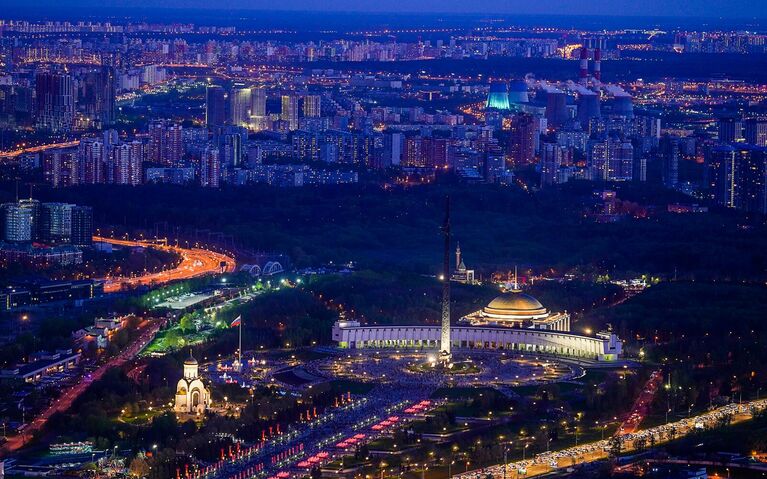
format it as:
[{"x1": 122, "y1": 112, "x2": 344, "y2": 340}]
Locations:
[{"x1": 2, "y1": 181, "x2": 766, "y2": 281}]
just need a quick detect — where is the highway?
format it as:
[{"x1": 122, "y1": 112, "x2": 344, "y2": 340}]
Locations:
[
  {"x1": 617, "y1": 369, "x2": 663, "y2": 435},
  {"x1": 94, "y1": 236, "x2": 236, "y2": 293},
  {"x1": 455, "y1": 399, "x2": 767, "y2": 479},
  {"x1": 0, "y1": 140, "x2": 80, "y2": 159}
]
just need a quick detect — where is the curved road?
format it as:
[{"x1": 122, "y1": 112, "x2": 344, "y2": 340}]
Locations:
[{"x1": 94, "y1": 236, "x2": 236, "y2": 293}]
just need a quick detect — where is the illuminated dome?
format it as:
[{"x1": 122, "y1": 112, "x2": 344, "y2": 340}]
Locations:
[
  {"x1": 184, "y1": 355, "x2": 198, "y2": 366},
  {"x1": 482, "y1": 291, "x2": 549, "y2": 320}
]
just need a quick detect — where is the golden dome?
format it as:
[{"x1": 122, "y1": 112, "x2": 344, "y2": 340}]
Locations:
[
  {"x1": 184, "y1": 354, "x2": 198, "y2": 366},
  {"x1": 483, "y1": 291, "x2": 548, "y2": 318}
]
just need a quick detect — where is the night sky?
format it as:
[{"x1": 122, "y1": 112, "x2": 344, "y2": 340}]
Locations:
[{"x1": 4, "y1": 0, "x2": 767, "y2": 18}]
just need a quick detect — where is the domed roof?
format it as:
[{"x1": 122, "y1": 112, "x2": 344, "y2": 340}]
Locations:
[
  {"x1": 482, "y1": 291, "x2": 548, "y2": 318},
  {"x1": 184, "y1": 352, "x2": 198, "y2": 366},
  {"x1": 487, "y1": 291, "x2": 543, "y2": 310}
]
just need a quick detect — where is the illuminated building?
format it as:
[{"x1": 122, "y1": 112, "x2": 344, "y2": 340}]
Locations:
[
  {"x1": 483, "y1": 144, "x2": 506, "y2": 183},
  {"x1": 745, "y1": 118, "x2": 767, "y2": 147},
  {"x1": 508, "y1": 114, "x2": 537, "y2": 167},
  {"x1": 450, "y1": 243, "x2": 476, "y2": 284},
  {"x1": 404, "y1": 136, "x2": 426, "y2": 167},
  {"x1": 1, "y1": 199, "x2": 39, "y2": 243},
  {"x1": 35, "y1": 71, "x2": 74, "y2": 132},
  {"x1": 215, "y1": 126, "x2": 246, "y2": 168},
  {"x1": 540, "y1": 143, "x2": 572, "y2": 186},
  {"x1": 78, "y1": 138, "x2": 105, "y2": 184},
  {"x1": 461, "y1": 289, "x2": 570, "y2": 329},
  {"x1": 333, "y1": 316, "x2": 622, "y2": 361},
  {"x1": 43, "y1": 148, "x2": 79, "y2": 188},
  {"x1": 148, "y1": 121, "x2": 183, "y2": 166},
  {"x1": 709, "y1": 144, "x2": 767, "y2": 214},
  {"x1": 40, "y1": 203, "x2": 73, "y2": 244},
  {"x1": 588, "y1": 137, "x2": 634, "y2": 181},
  {"x1": 200, "y1": 146, "x2": 220, "y2": 188},
  {"x1": 281, "y1": 94, "x2": 299, "y2": 131},
  {"x1": 659, "y1": 136, "x2": 680, "y2": 188},
  {"x1": 174, "y1": 352, "x2": 211, "y2": 414},
  {"x1": 78, "y1": 67, "x2": 116, "y2": 128},
  {"x1": 718, "y1": 117, "x2": 743, "y2": 144},
  {"x1": 293, "y1": 131, "x2": 322, "y2": 161},
  {"x1": 0, "y1": 350, "x2": 80, "y2": 383},
  {"x1": 111, "y1": 141, "x2": 143, "y2": 186},
  {"x1": 250, "y1": 87, "x2": 267, "y2": 129},
  {"x1": 205, "y1": 85, "x2": 226, "y2": 127},
  {"x1": 303, "y1": 94, "x2": 321, "y2": 118},
  {"x1": 70, "y1": 206, "x2": 93, "y2": 247},
  {"x1": 230, "y1": 85, "x2": 252, "y2": 126}
]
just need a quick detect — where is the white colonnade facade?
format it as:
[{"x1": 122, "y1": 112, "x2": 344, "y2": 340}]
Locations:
[{"x1": 332, "y1": 321, "x2": 622, "y2": 361}]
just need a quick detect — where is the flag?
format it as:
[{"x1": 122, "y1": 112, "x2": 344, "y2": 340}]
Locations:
[{"x1": 230, "y1": 316, "x2": 242, "y2": 328}]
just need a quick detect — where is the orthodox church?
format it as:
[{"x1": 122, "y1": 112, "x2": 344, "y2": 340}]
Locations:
[{"x1": 174, "y1": 352, "x2": 211, "y2": 414}]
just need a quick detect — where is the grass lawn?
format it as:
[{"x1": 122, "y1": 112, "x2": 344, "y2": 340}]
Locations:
[
  {"x1": 431, "y1": 387, "x2": 500, "y2": 400},
  {"x1": 328, "y1": 379, "x2": 376, "y2": 395},
  {"x1": 324, "y1": 455, "x2": 370, "y2": 469}
]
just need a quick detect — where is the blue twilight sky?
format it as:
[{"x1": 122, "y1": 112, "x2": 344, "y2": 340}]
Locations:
[{"x1": 5, "y1": 0, "x2": 767, "y2": 17}]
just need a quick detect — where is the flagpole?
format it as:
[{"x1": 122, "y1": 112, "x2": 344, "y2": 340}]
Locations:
[{"x1": 238, "y1": 318, "x2": 242, "y2": 366}]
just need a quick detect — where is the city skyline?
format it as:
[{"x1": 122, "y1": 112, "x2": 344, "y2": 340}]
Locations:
[
  {"x1": 4, "y1": 0, "x2": 767, "y2": 19},
  {"x1": 2, "y1": 2, "x2": 767, "y2": 477}
]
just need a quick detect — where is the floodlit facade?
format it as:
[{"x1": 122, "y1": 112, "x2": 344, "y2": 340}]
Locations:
[
  {"x1": 333, "y1": 321, "x2": 621, "y2": 361},
  {"x1": 333, "y1": 291, "x2": 622, "y2": 361},
  {"x1": 174, "y1": 353, "x2": 211, "y2": 414}
]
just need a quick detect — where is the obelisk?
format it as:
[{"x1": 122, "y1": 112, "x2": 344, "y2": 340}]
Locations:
[{"x1": 440, "y1": 196, "x2": 452, "y2": 363}]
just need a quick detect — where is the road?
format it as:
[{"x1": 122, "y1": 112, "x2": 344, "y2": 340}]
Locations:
[
  {"x1": 617, "y1": 369, "x2": 663, "y2": 435},
  {"x1": 0, "y1": 140, "x2": 80, "y2": 159},
  {"x1": 94, "y1": 236, "x2": 236, "y2": 293},
  {"x1": 209, "y1": 386, "x2": 436, "y2": 479},
  {"x1": 0, "y1": 318, "x2": 165, "y2": 456},
  {"x1": 456, "y1": 399, "x2": 767, "y2": 479}
]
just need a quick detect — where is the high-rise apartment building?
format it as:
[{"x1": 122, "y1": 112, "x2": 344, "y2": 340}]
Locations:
[
  {"x1": 251, "y1": 87, "x2": 267, "y2": 118},
  {"x1": 508, "y1": 114, "x2": 537, "y2": 167},
  {"x1": 200, "y1": 146, "x2": 221, "y2": 188},
  {"x1": 1, "y1": 200, "x2": 38, "y2": 243},
  {"x1": 281, "y1": 95, "x2": 299, "y2": 131},
  {"x1": 745, "y1": 119, "x2": 767, "y2": 147},
  {"x1": 718, "y1": 117, "x2": 743, "y2": 144},
  {"x1": 148, "y1": 121, "x2": 183, "y2": 165},
  {"x1": 303, "y1": 95, "x2": 321, "y2": 118},
  {"x1": 35, "y1": 71, "x2": 75, "y2": 132},
  {"x1": 230, "y1": 85, "x2": 252, "y2": 126},
  {"x1": 709, "y1": 145, "x2": 767, "y2": 214},
  {"x1": 589, "y1": 138, "x2": 634, "y2": 181},
  {"x1": 205, "y1": 85, "x2": 226, "y2": 127}
]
